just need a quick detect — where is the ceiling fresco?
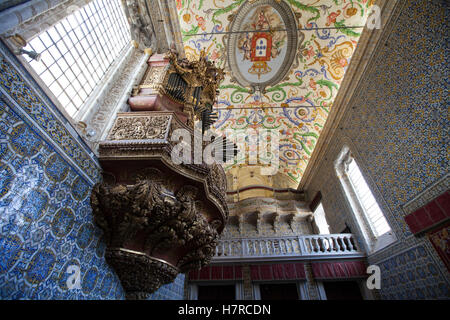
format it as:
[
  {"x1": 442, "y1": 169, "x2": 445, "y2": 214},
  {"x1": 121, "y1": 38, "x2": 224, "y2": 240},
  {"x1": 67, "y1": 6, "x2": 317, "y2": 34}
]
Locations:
[{"x1": 176, "y1": 0, "x2": 373, "y2": 189}]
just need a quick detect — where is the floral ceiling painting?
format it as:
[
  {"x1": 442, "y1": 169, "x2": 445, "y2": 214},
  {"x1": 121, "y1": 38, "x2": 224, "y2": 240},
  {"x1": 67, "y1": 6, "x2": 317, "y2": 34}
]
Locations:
[{"x1": 176, "y1": 0, "x2": 373, "y2": 189}]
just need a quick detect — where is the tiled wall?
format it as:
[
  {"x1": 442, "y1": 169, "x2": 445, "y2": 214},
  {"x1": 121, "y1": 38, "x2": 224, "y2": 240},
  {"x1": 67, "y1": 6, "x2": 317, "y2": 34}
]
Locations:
[
  {"x1": 304, "y1": 0, "x2": 449, "y2": 299},
  {"x1": 147, "y1": 274, "x2": 185, "y2": 300},
  {"x1": 0, "y1": 40, "x2": 184, "y2": 299},
  {"x1": 376, "y1": 245, "x2": 448, "y2": 299}
]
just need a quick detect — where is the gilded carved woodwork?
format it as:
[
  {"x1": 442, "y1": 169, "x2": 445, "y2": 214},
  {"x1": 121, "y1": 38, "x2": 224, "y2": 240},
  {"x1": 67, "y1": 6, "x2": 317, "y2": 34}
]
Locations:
[
  {"x1": 138, "y1": 65, "x2": 168, "y2": 91},
  {"x1": 91, "y1": 163, "x2": 227, "y2": 299},
  {"x1": 104, "y1": 248, "x2": 179, "y2": 300},
  {"x1": 91, "y1": 49, "x2": 228, "y2": 299},
  {"x1": 91, "y1": 168, "x2": 222, "y2": 268},
  {"x1": 107, "y1": 114, "x2": 170, "y2": 141},
  {"x1": 128, "y1": 49, "x2": 224, "y2": 129}
]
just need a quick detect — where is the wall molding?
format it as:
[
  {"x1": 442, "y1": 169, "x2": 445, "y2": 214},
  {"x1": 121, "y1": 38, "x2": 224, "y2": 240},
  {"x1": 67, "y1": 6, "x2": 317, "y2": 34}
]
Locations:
[
  {"x1": 0, "y1": 40, "x2": 100, "y2": 184},
  {"x1": 402, "y1": 173, "x2": 450, "y2": 216}
]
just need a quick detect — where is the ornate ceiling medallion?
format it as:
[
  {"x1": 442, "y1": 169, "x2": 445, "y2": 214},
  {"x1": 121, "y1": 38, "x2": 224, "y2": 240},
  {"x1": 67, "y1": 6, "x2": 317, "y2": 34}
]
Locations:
[{"x1": 227, "y1": 0, "x2": 302, "y2": 93}]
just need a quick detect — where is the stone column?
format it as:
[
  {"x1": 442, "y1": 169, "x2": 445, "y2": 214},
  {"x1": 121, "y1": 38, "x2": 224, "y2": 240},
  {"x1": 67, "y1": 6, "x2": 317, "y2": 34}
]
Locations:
[
  {"x1": 242, "y1": 264, "x2": 253, "y2": 300},
  {"x1": 304, "y1": 262, "x2": 320, "y2": 300}
]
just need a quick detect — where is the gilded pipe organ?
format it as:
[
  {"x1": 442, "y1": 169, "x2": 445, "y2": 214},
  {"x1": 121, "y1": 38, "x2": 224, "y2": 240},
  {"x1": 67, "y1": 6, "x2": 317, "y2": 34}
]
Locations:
[
  {"x1": 90, "y1": 50, "x2": 236, "y2": 299},
  {"x1": 129, "y1": 50, "x2": 220, "y2": 128}
]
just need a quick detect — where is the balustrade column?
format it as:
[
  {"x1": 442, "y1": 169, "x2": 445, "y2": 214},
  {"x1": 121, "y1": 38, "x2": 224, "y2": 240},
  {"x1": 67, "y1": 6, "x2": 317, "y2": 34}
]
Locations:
[
  {"x1": 343, "y1": 236, "x2": 350, "y2": 251},
  {"x1": 347, "y1": 236, "x2": 356, "y2": 251},
  {"x1": 337, "y1": 236, "x2": 344, "y2": 251},
  {"x1": 285, "y1": 239, "x2": 290, "y2": 253},
  {"x1": 313, "y1": 238, "x2": 319, "y2": 252},
  {"x1": 331, "y1": 236, "x2": 338, "y2": 251},
  {"x1": 298, "y1": 236, "x2": 307, "y2": 255}
]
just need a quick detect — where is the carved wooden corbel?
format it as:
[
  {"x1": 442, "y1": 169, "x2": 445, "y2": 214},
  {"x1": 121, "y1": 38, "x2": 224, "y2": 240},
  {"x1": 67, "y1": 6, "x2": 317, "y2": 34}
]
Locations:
[{"x1": 91, "y1": 164, "x2": 227, "y2": 299}]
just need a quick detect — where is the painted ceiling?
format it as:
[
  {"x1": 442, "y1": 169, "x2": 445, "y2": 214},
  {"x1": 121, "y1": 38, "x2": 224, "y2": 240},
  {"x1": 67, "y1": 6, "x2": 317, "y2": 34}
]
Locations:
[{"x1": 176, "y1": 0, "x2": 373, "y2": 190}]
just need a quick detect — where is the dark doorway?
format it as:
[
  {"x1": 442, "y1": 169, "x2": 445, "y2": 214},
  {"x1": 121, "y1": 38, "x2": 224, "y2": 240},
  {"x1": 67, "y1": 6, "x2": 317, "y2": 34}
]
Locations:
[
  {"x1": 323, "y1": 281, "x2": 363, "y2": 300},
  {"x1": 197, "y1": 285, "x2": 235, "y2": 300},
  {"x1": 259, "y1": 283, "x2": 299, "y2": 300}
]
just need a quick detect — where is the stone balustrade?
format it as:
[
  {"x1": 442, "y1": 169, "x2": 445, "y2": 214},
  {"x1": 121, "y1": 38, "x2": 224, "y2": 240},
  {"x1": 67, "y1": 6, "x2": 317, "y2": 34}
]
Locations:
[{"x1": 212, "y1": 234, "x2": 365, "y2": 263}]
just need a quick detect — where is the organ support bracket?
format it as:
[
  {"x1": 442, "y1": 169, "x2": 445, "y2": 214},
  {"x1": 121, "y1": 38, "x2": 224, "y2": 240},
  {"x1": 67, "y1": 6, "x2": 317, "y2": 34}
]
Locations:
[{"x1": 90, "y1": 50, "x2": 232, "y2": 300}]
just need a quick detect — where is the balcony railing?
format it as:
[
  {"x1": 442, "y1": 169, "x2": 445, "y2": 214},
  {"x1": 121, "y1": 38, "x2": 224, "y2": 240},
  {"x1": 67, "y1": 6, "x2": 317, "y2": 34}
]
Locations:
[{"x1": 212, "y1": 234, "x2": 365, "y2": 263}]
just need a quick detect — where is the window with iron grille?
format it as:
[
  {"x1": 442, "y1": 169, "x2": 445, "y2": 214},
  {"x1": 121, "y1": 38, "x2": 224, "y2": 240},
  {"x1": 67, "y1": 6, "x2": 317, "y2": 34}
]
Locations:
[
  {"x1": 344, "y1": 156, "x2": 391, "y2": 238},
  {"x1": 23, "y1": 0, "x2": 131, "y2": 118}
]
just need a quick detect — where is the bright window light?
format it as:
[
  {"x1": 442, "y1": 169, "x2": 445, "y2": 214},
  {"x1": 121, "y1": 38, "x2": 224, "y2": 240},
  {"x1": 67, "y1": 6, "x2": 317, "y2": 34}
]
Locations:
[
  {"x1": 24, "y1": 0, "x2": 131, "y2": 117},
  {"x1": 313, "y1": 203, "x2": 330, "y2": 234},
  {"x1": 346, "y1": 157, "x2": 391, "y2": 237}
]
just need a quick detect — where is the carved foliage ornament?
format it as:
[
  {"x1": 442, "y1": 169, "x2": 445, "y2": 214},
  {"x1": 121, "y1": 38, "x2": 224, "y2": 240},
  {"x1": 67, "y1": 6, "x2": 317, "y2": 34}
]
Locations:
[
  {"x1": 107, "y1": 115, "x2": 170, "y2": 141},
  {"x1": 90, "y1": 168, "x2": 224, "y2": 298},
  {"x1": 208, "y1": 162, "x2": 227, "y2": 195},
  {"x1": 105, "y1": 248, "x2": 179, "y2": 300}
]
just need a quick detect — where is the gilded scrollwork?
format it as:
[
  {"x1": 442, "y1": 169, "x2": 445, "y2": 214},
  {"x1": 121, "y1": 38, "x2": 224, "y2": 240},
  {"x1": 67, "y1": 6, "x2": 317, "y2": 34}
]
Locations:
[
  {"x1": 140, "y1": 66, "x2": 167, "y2": 90},
  {"x1": 162, "y1": 49, "x2": 225, "y2": 116}
]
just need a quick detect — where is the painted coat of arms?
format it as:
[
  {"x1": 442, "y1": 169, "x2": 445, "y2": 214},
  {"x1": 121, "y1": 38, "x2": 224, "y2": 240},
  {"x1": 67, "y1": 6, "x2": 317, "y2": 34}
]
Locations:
[
  {"x1": 237, "y1": 6, "x2": 286, "y2": 79},
  {"x1": 228, "y1": 0, "x2": 300, "y2": 92}
]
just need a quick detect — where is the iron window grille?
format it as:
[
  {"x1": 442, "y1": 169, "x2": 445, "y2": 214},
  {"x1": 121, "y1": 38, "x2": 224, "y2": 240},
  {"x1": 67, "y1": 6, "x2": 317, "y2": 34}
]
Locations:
[
  {"x1": 344, "y1": 156, "x2": 391, "y2": 238},
  {"x1": 23, "y1": 0, "x2": 131, "y2": 117}
]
